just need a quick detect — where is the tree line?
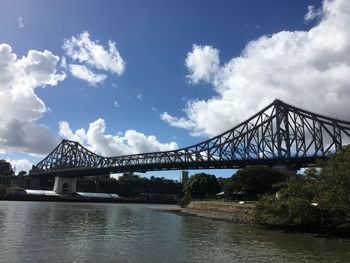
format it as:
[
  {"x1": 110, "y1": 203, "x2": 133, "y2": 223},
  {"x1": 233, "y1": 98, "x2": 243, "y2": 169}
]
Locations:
[
  {"x1": 255, "y1": 146, "x2": 350, "y2": 228},
  {"x1": 77, "y1": 174, "x2": 183, "y2": 197},
  {"x1": 181, "y1": 146, "x2": 350, "y2": 228}
]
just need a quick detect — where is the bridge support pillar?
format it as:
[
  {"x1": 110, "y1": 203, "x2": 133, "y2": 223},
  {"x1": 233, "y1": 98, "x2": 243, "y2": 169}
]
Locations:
[{"x1": 53, "y1": 176, "x2": 77, "y2": 195}]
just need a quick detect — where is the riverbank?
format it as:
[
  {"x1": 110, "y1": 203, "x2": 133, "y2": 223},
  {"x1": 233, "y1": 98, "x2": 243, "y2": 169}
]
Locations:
[
  {"x1": 177, "y1": 201, "x2": 350, "y2": 239},
  {"x1": 182, "y1": 200, "x2": 255, "y2": 225}
]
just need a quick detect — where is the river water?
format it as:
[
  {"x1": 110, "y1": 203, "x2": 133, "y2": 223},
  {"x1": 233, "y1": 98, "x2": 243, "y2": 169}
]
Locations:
[{"x1": 0, "y1": 201, "x2": 349, "y2": 263}]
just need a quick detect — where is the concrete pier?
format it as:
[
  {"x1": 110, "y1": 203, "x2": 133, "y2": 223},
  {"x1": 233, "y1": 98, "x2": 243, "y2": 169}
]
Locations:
[{"x1": 53, "y1": 176, "x2": 77, "y2": 195}]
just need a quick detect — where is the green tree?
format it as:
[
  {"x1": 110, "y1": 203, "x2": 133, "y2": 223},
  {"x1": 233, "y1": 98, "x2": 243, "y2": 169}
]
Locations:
[
  {"x1": 254, "y1": 173, "x2": 318, "y2": 225},
  {"x1": 177, "y1": 192, "x2": 191, "y2": 207},
  {"x1": 184, "y1": 173, "x2": 221, "y2": 198},
  {"x1": 77, "y1": 174, "x2": 183, "y2": 197},
  {"x1": 312, "y1": 146, "x2": 350, "y2": 226},
  {"x1": 255, "y1": 145, "x2": 350, "y2": 227},
  {"x1": 224, "y1": 166, "x2": 290, "y2": 200}
]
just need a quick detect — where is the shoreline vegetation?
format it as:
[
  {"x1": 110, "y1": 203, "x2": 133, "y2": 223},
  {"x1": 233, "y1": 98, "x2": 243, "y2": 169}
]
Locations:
[
  {"x1": 169, "y1": 200, "x2": 350, "y2": 239},
  {"x1": 172, "y1": 145, "x2": 350, "y2": 240}
]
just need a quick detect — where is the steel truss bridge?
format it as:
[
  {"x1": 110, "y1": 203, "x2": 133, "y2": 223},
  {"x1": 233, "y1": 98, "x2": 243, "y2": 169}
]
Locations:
[{"x1": 30, "y1": 99, "x2": 350, "y2": 177}]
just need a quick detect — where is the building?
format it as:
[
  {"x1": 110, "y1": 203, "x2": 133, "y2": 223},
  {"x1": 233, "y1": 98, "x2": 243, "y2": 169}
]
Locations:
[
  {"x1": 180, "y1": 170, "x2": 189, "y2": 184},
  {"x1": 0, "y1": 160, "x2": 13, "y2": 175}
]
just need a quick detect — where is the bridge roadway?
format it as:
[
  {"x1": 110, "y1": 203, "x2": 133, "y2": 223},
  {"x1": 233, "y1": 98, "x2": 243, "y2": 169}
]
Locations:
[
  {"x1": 29, "y1": 99, "x2": 350, "y2": 178},
  {"x1": 30, "y1": 156, "x2": 321, "y2": 178}
]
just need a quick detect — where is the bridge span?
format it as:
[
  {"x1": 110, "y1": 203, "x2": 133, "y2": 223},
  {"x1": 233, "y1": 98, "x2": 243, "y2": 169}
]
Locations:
[{"x1": 30, "y1": 99, "x2": 350, "y2": 178}]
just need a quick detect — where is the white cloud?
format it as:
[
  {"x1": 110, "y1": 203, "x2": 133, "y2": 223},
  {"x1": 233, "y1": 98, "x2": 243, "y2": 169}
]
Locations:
[
  {"x1": 58, "y1": 121, "x2": 86, "y2": 145},
  {"x1": 9, "y1": 159, "x2": 32, "y2": 173},
  {"x1": 162, "y1": 0, "x2": 350, "y2": 137},
  {"x1": 63, "y1": 31, "x2": 125, "y2": 81},
  {"x1": 185, "y1": 44, "x2": 220, "y2": 84},
  {"x1": 0, "y1": 43, "x2": 65, "y2": 154},
  {"x1": 137, "y1": 93, "x2": 142, "y2": 100},
  {"x1": 305, "y1": 5, "x2": 322, "y2": 22},
  {"x1": 17, "y1": 16, "x2": 24, "y2": 28},
  {"x1": 59, "y1": 118, "x2": 178, "y2": 156},
  {"x1": 160, "y1": 112, "x2": 195, "y2": 130},
  {"x1": 69, "y1": 64, "x2": 106, "y2": 86}
]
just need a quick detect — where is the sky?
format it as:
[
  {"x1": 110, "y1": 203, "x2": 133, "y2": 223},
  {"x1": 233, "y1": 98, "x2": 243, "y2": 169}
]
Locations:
[{"x1": 1, "y1": 0, "x2": 350, "y2": 180}]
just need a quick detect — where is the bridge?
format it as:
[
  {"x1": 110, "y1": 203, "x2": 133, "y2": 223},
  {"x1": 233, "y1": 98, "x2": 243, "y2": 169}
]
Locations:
[{"x1": 30, "y1": 99, "x2": 350, "y2": 190}]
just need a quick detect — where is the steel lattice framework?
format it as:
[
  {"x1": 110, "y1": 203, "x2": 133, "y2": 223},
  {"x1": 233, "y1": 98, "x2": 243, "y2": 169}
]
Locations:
[{"x1": 30, "y1": 99, "x2": 350, "y2": 177}]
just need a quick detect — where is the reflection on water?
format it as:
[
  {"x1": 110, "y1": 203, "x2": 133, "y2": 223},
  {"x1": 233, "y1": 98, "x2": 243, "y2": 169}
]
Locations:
[{"x1": 0, "y1": 201, "x2": 348, "y2": 263}]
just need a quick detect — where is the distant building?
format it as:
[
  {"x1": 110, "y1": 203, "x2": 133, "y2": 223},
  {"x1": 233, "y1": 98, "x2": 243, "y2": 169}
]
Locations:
[
  {"x1": 180, "y1": 170, "x2": 189, "y2": 184},
  {"x1": 0, "y1": 160, "x2": 13, "y2": 175}
]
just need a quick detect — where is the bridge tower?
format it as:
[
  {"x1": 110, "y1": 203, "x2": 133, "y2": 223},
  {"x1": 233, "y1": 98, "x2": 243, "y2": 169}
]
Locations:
[
  {"x1": 53, "y1": 176, "x2": 77, "y2": 195},
  {"x1": 180, "y1": 170, "x2": 189, "y2": 184}
]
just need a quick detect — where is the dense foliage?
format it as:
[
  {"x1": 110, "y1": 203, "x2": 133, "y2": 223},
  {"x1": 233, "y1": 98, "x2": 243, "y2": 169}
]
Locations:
[
  {"x1": 184, "y1": 173, "x2": 221, "y2": 198},
  {"x1": 255, "y1": 145, "x2": 350, "y2": 227},
  {"x1": 224, "y1": 166, "x2": 290, "y2": 200},
  {"x1": 177, "y1": 193, "x2": 191, "y2": 207},
  {"x1": 77, "y1": 174, "x2": 183, "y2": 197}
]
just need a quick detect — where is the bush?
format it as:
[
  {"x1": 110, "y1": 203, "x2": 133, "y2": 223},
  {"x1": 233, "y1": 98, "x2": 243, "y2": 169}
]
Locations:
[
  {"x1": 255, "y1": 146, "x2": 350, "y2": 228},
  {"x1": 177, "y1": 193, "x2": 191, "y2": 207}
]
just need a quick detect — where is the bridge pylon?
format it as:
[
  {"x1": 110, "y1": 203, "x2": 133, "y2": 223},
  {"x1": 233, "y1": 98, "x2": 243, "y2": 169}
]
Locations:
[{"x1": 53, "y1": 176, "x2": 77, "y2": 195}]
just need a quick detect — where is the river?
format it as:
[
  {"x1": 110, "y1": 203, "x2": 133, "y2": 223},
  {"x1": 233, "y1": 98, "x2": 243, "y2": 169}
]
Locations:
[{"x1": 0, "y1": 201, "x2": 349, "y2": 263}]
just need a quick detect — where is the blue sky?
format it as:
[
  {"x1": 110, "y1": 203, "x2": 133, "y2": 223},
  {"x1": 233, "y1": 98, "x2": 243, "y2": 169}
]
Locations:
[{"x1": 2, "y1": 0, "x2": 350, "y2": 180}]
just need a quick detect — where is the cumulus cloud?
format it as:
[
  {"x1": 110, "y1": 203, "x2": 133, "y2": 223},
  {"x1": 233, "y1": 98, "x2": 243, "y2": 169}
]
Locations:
[
  {"x1": 69, "y1": 64, "x2": 106, "y2": 85},
  {"x1": 0, "y1": 44, "x2": 65, "y2": 154},
  {"x1": 185, "y1": 44, "x2": 220, "y2": 84},
  {"x1": 58, "y1": 121, "x2": 86, "y2": 145},
  {"x1": 59, "y1": 118, "x2": 178, "y2": 156},
  {"x1": 162, "y1": 0, "x2": 350, "y2": 137},
  {"x1": 63, "y1": 31, "x2": 125, "y2": 85}
]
